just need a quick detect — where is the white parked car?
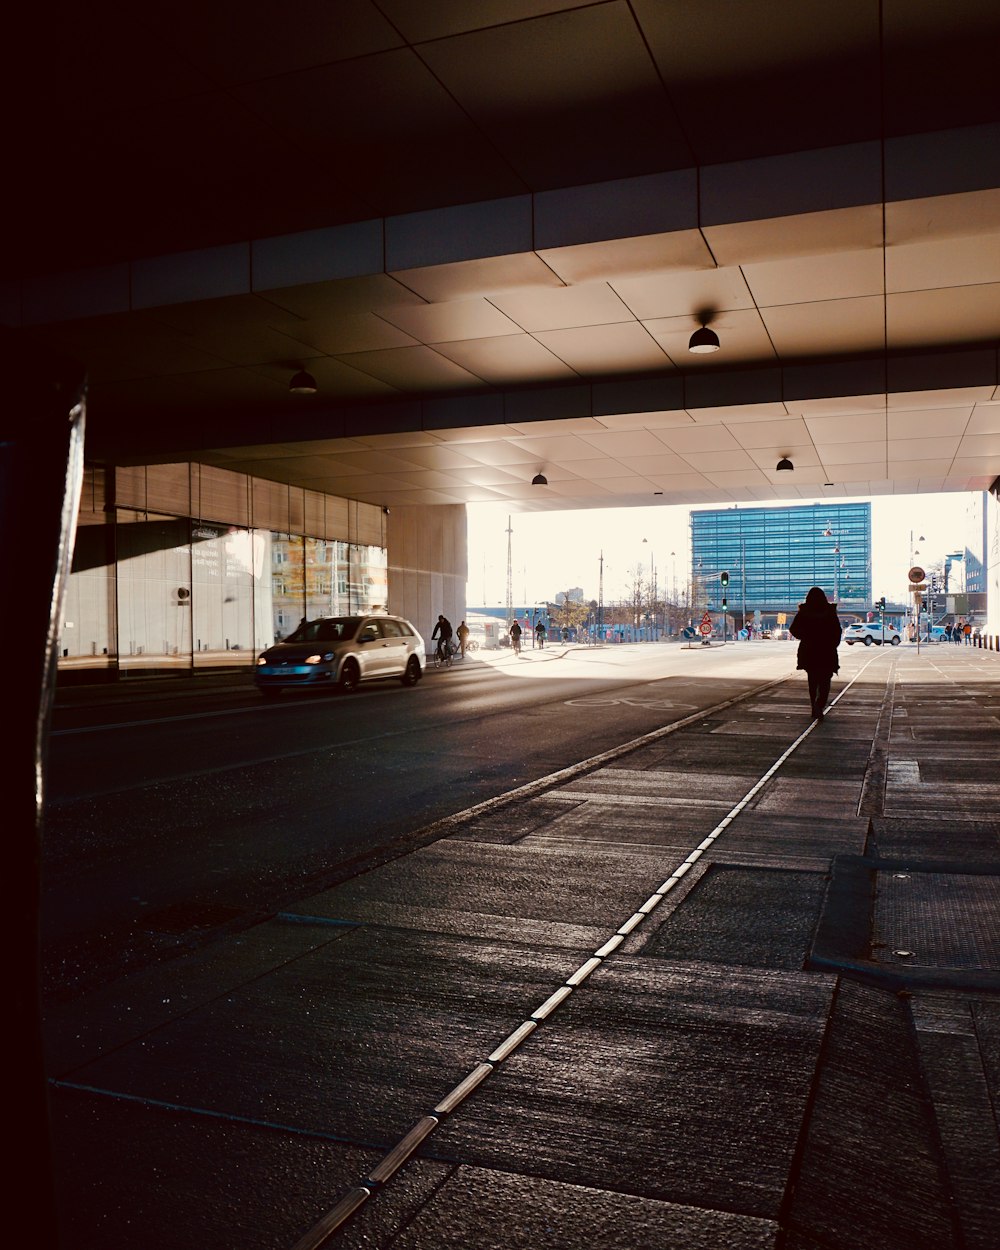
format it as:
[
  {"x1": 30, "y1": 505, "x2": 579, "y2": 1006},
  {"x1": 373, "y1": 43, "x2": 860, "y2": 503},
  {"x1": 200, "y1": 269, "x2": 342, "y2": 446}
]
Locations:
[
  {"x1": 255, "y1": 614, "x2": 424, "y2": 695},
  {"x1": 843, "y1": 621, "x2": 902, "y2": 647}
]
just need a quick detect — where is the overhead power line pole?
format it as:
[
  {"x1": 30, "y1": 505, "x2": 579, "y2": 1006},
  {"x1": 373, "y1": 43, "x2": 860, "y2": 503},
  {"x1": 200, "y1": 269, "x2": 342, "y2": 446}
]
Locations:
[
  {"x1": 505, "y1": 516, "x2": 513, "y2": 629},
  {"x1": 598, "y1": 550, "x2": 604, "y2": 634}
]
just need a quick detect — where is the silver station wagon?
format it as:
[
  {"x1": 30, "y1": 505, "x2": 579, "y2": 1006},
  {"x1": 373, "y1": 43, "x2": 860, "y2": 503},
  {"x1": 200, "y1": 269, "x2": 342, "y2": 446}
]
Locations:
[{"x1": 255, "y1": 614, "x2": 424, "y2": 695}]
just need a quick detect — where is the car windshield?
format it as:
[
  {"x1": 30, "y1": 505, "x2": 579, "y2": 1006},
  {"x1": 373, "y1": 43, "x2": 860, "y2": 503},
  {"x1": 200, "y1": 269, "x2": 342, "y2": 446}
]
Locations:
[{"x1": 284, "y1": 617, "x2": 360, "y2": 644}]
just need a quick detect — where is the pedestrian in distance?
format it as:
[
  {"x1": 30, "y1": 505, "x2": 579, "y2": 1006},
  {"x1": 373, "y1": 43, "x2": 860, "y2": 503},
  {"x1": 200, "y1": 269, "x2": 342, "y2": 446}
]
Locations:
[
  {"x1": 431, "y1": 613, "x2": 453, "y2": 663},
  {"x1": 509, "y1": 619, "x2": 522, "y2": 656},
  {"x1": 456, "y1": 620, "x2": 470, "y2": 658},
  {"x1": 789, "y1": 586, "x2": 842, "y2": 722},
  {"x1": 535, "y1": 619, "x2": 546, "y2": 648},
  {"x1": 954, "y1": 619, "x2": 964, "y2": 644},
  {"x1": 964, "y1": 620, "x2": 972, "y2": 645}
]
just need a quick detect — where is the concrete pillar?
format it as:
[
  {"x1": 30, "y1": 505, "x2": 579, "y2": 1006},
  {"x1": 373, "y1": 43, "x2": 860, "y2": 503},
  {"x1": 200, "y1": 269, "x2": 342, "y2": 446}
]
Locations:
[
  {"x1": 386, "y1": 504, "x2": 468, "y2": 641},
  {"x1": 2, "y1": 330, "x2": 86, "y2": 1245}
]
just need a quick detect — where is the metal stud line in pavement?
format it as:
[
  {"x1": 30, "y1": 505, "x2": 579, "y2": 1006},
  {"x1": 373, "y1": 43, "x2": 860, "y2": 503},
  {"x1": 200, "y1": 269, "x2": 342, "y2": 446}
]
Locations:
[{"x1": 290, "y1": 659, "x2": 886, "y2": 1248}]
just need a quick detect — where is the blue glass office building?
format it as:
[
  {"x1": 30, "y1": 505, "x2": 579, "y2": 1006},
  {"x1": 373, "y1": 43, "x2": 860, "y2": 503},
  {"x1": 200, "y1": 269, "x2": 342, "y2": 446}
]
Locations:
[{"x1": 691, "y1": 502, "x2": 872, "y2": 622}]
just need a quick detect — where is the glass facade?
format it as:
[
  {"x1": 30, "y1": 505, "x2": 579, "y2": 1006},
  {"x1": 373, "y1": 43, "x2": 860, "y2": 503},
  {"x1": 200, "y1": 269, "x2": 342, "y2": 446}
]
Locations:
[
  {"x1": 690, "y1": 502, "x2": 872, "y2": 623},
  {"x1": 57, "y1": 464, "x2": 387, "y2": 678}
]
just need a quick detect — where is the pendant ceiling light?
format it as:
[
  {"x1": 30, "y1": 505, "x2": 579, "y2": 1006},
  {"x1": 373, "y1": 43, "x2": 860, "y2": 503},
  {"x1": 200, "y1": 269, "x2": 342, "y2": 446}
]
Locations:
[
  {"x1": 688, "y1": 325, "x2": 720, "y2": 354},
  {"x1": 289, "y1": 369, "x2": 318, "y2": 395},
  {"x1": 776, "y1": 457, "x2": 794, "y2": 471},
  {"x1": 531, "y1": 472, "x2": 548, "y2": 486}
]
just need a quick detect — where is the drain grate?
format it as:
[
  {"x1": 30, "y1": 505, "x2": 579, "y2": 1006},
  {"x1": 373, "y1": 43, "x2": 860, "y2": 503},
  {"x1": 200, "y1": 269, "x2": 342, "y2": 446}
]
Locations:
[{"x1": 808, "y1": 854, "x2": 1000, "y2": 991}]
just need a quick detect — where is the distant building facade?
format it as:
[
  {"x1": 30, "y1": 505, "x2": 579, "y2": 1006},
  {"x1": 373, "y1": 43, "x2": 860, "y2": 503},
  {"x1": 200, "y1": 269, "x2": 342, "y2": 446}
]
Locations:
[{"x1": 690, "y1": 502, "x2": 872, "y2": 625}]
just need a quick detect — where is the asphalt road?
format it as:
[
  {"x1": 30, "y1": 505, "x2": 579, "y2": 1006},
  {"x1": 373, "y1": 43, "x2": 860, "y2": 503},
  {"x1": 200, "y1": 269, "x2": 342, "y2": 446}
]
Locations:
[{"x1": 43, "y1": 642, "x2": 796, "y2": 994}]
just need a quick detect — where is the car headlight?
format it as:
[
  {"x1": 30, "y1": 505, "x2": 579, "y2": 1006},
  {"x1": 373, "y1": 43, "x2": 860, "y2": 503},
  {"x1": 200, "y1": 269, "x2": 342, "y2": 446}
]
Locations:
[
  {"x1": 257, "y1": 656, "x2": 268, "y2": 666},
  {"x1": 304, "y1": 653, "x2": 323, "y2": 664}
]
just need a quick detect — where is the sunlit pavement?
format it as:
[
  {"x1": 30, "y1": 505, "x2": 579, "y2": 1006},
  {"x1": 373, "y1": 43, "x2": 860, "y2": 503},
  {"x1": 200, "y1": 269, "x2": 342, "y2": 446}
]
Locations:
[{"x1": 47, "y1": 645, "x2": 1000, "y2": 1249}]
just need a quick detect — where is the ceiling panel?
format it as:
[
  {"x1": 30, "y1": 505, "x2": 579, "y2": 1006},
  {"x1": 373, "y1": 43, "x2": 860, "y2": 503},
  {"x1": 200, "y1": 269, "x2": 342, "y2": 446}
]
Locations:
[
  {"x1": 10, "y1": 3, "x2": 1000, "y2": 515},
  {"x1": 507, "y1": 434, "x2": 609, "y2": 460},
  {"x1": 490, "y1": 283, "x2": 632, "y2": 331},
  {"x1": 885, "y1": 436, "x2": 962, "y2": 460},
  {"x1": 611, "y1": 266, "x2": 755, "y2": 321},
  {"x1": 743, "y1": 249, "x2": 885, "y2": 306},
  {"x1": 417, "y1": 5, "x2": 693, "y2": 188},
  {"x1": 380, "y1": 299, "x2": 522, "y2": 343},
  {"x1": 332, "y1": 345, "x2": 486, "y2": 390},
  {"x1": 431, "y1": 334, "x2": 578, "y2": 384},
  {"x1": 730, "y1": 418, "x2": 812, "y2": 449},
  {"x1": 761, "y1": 296, "x2": 886, "y2": 356},
  {"x1": 655, "y1": 425, "x2": 743, "y2": 454},
  {"x1": 704, "y1": 206, "x2": 884, "y2": 267},
  {"x1": 575, "y1": 430, "x2": 675, "y2": 460},
  {"x1": 389, "y1": 254, "x2": 561, "y2": 303},
  {"x1": 887, "y1": 408, "x2": 973, "y2": 439},
  {"x1": 806, "y1": 413, "x2": 888, "y2": 443},
  {"x1": 533, "y1": 323, "x2": 671, "y2": 374},
  {"x1": 539, "y1": 230, "x2": 713, "y2": 285},
  {"x1": 703, "y1": 468, "x2": 772, "y2": 488},
  {"x1": 967, "y1": 404, "x2": 1000, "y2": 435},
  {"x1": 816, "y1": 440, "x2": 888, "y2": 465},
  {"x1": 887, "y1": 284, "x2": 1000, "y2": 347},
  {"x1": 682, "y1": 449, "x2": 759, "y2": 473},
  {"x1": 690, "y1": 402, "x2": 789, "y2": 425},
  {"x1": 887, "y1": 234, "x2": 1000, "y2": 292},
  {"x1": 269, "y1": 313, "x2": 419, "y2": 356},
  {"x1": 637, "y1": 1, "x2": 881, "y2": 164}
]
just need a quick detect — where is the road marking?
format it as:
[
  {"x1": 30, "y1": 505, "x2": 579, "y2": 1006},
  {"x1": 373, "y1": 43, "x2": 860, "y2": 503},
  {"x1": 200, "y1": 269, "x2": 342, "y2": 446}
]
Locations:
[{"x1": 564, "y1": 696, "x2": 696, "y2": 710}]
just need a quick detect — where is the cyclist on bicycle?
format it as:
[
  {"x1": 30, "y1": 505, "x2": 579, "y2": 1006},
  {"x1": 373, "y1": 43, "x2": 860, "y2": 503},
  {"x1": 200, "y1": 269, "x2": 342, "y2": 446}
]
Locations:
[
  {"x1": 509, "y1": 619, "x2": 522, "y2": 656},
  {"x1": 431, "y1": 614, "x2": 454, "y2": 663}
]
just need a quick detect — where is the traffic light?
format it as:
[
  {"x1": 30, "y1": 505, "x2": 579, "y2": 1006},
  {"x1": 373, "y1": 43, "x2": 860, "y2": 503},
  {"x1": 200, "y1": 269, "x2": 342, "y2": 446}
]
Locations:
[
  {"x1": 875, "y1": 596, "x2": 886, "y2": 612},
  {"x1": 720, "y1": 571, "x2": 729, "y2": 586}
]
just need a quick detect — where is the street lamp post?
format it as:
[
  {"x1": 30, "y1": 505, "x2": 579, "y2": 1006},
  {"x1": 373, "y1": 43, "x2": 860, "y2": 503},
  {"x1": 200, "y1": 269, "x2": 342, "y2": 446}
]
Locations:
[
  {"x1": 642, "y1": 538, "x2": 656, "y2": 641},
  {"x1": 823, "y1": 520, "x2": 840, "y2": 603},
  {"x1": 909, "y1": 531, "x2": 925, "y2": 641}
]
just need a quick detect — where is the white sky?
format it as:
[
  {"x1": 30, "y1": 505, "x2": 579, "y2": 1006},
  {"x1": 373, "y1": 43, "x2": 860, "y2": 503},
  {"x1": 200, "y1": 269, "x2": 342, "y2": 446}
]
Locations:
[{"x1": 467, "y1": 491, "x2": 978, "y2": 608}]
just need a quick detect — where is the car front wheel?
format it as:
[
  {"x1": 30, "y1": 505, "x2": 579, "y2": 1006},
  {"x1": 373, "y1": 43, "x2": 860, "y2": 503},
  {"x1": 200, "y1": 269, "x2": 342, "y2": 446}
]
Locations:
[
  {"x1": 401, "y1": 655, "x2": 421, "y2": 686},
  {"x1": 339, "y1": 658, "x2": 360, "y2": 692},
  {"x1": 890, "y1": 635, "x2": 901, "y2": 645}
]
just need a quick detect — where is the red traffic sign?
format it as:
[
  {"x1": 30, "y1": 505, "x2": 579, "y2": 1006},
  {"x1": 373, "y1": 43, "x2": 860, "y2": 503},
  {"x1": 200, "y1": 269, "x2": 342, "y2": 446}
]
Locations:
[
  {"x1": 699, "y1": 611, "x2": 713, "y2": 635},
  {"x1": 908, "y1": 565, "x2": 925, "y2": 583}
]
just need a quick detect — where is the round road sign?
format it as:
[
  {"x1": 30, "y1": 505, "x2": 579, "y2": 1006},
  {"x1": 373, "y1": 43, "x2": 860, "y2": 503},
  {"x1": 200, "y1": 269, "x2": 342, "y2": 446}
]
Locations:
[{"x1": 908, "y1": 565, "x2": 925, "y2": 583}]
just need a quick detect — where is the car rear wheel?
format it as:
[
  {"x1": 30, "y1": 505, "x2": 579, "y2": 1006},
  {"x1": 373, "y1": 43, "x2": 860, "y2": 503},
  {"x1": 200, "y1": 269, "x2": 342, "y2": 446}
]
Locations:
[
  {"x1": 339, "y1": 658, "x2": 360, "y2": 692},
  {"x1": 400, "y1": 655, "x2": 421, "y2": 686},
  {"x1": 863, "y1": 635, "x2": 873, "y2": 646}
]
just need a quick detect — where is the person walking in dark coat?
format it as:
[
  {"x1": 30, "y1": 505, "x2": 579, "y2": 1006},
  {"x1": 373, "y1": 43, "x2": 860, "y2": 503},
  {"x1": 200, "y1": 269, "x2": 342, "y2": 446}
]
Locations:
[{"x1": 789, "y1": 586, "x2": 842, "y2": 721}]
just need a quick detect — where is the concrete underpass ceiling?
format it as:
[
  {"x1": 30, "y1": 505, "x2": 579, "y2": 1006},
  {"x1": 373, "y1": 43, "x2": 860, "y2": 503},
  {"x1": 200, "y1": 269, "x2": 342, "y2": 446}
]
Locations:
[{"x1": 6, "y1": 2, "x2": 1000, "y2": 514}]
